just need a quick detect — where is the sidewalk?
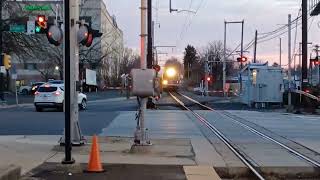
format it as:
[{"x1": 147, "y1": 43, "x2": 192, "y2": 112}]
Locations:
[{"x1": 0, "y1": 135, "x2": 221, "y2": 180}]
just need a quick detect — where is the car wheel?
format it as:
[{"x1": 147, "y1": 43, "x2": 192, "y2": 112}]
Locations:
[
  {"x1": 22, "y1": 89, "x2": 28, "y2": 95},
  {"x1": 36, "y1": 106, "x2": 43, "y2": 112},
  {"x1": 80, "y1": 99, "x2": 87, "y2": 110}
]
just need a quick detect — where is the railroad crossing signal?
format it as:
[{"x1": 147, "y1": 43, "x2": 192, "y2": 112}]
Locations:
[
  {"x1": 237, "y1": 56, "x2": 248, "y2": 63},
  {"x1": 78, "y1": 21, "x2": 102, "y2": 47},
  {"x1": 47, "y1": 24, "x2": 63, "y2": 46},
  {"x1": 310, "y1": 57, "x2": 320, "y2": 65}
]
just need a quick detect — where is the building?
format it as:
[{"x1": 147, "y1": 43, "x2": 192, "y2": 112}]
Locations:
[
  {"x1": 80, "y1": 0, "x2": 124, "y2": 88},
  {"x1": 2, "y1": 0, "x2": 123, "y2": 90}
]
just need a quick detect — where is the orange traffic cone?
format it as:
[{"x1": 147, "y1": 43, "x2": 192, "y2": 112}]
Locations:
[{"x1": 85, "y1": 135, "x2": 104, "y2": 173}]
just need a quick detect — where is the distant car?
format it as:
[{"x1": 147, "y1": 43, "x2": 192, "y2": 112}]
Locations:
[
  {"x1": 19, "y1": 85, "x2": 31, "y2": 95},
  {"x1": 48, "y1": 80, "x2": 64, "y2": 85},
  {"x1": 31, "y1": 82, "x2": 45, "y2": 95},
  {"x1": 34, "y1": 84, "x2": 87, "y2": 112}
]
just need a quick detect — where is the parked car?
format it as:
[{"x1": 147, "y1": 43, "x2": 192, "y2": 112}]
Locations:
[
  {"x1": 31, "y1": 82, "x2": 45, "y2": 95},
  {"x1": 34, "y1": 84, "x2": 87, "y2": 112},
  {"x1": 19, "y1": 85, "x2": 31, "y2": 95}
]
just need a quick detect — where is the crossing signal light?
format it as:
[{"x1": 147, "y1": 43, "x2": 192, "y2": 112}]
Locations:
[
  {"x1": 153, "y1": 65, "x2": 161, "y2": 72},
  {"x1": 78, "y1": 23, "x2": 102, "y2": 47},
  {"x1": 311, "y1": 57, "x2": 320, "y2": 65},
  {"x1": 3, "y1": 54, "x2": 12, "y2": 70},
  {"x1": 207, "y1": 77, "x2": 211, "y2": 82},
  {"x1": 237, "y1": 56, "x2": 248, "y2": 63},
  {"x1": 46, "y1": 25, "x2": 63, "y2": 46}
]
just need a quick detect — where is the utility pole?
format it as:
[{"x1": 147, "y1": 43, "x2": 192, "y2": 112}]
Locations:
[
  {"x1": 302, "y1": 0, "x2": 308, "y2": 90},
  {"x1": 288, "y1": 14, "x2": 292, "y2": 109},
  {"x1": 223, "y1": 21, "x2": 227, "y2": 97},
  {"x1": 205, "y1": 55, "x2": 209, "y2": 96},
  {"x1": 146, "y1": 0, "x2": 154, "y2": 109},
  {"x1": 239, "y1": 20, "x2": 244, "y2": 95},
  {"x1": 62, "y1": 0, "x2": 83, "y2": 164},
  {"x1": 223, "y1": 20, "x2": 244, "y2": 97},
  {"x1": 134, "y1": 0, "x2": 148, "y2": 145},
  {"x1": 62, "y1": 0, "x2": 73, "y2": 164},
  {"x1": 0, "y1": 0, "x2": 4, "y2": 102},
  {"x1": 280, "y1": 38, "x2": 282, "y2": 67},
  {"x1": 253, "y1": 30, "x2": 257, "y2": 63},
  {"x1": 314, "y1": 45, "x2": 320, "y2": 85}
]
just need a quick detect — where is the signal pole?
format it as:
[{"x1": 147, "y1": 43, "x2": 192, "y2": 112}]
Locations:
[
  {"x1": 288, "y1": 14, "x2": 292, "y2": 109},
  {"x1": 0, "y1": 0, "x2": 4, "y2": 101},
  {"x1": 302, "y1": 0, "x2": 308, "y2": 90},
  {"x1": 134, "y1": 0, "x2": 148, "y2": 145},
  {"x1": 280, "y1": 38, "x2": 282, "y2": 67},
  {"x1": 253, "y1": 30, "x2": 257, "y2": 63},
  {"x1": 62, "y1": 0, "x2": 83, "y2": 164}
]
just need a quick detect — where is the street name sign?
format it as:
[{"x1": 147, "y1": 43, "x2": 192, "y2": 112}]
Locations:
[{"x1": 10, "y1": 24, "x2": 26, "y2": 33}]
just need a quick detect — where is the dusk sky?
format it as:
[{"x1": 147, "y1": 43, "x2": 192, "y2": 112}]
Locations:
[{"x1": 106, "y1": 0, "x2": 320, "y2": 66}]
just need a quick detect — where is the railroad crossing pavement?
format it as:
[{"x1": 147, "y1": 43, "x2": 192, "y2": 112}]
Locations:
[
  {"x1": 222, "y1": 110, "x2": 320, "y2": 153},
  {"x1": 1, "y1": 109, "x2": 320, "y2": 179}
]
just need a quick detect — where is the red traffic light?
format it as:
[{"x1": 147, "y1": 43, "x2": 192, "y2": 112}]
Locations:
[
  {"x1": 38, "y1": 16, "x2": 45, "y2": 23},
  {"x1": 237, "y1": 56, "x2": 248, "y2": 63},
  {"x1": 153, "y1": 65, "x2": 161, "y2": 72},
  {"x1": 36, "y1": 15, "x2": 47, "y2": 28},
  {"x1": 314, "y1": 61, "x2": 320, "y2": 65}
]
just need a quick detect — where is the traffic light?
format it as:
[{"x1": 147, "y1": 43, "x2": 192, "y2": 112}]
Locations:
[
  {"x1": 311, "y1": 57, "x2": 320, "y2": 65},
  {"x1": 237, "y1": 56, "x2": 248, "y2": 63},
  {"x1": 35, "y1": 15, "x2": 47, "y2": 34},
  {"x1": 153, "y1": 65, "x2": 161, "y2": 73},
  {"x1": 207, "y1": 77, "x2": 211, "y2": 82},
  {"x1": 78, "y1": 22, "x2": 102, "y2": 47},
  {"x1": 47, "y1": 24, "x2": 63, "y2": 46},
  {"x1": 3, "y1": 54, "x2": 11, "y2": 70}
]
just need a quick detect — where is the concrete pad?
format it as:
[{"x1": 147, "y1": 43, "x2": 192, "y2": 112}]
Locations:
[
  {"x1": 100, "y1": 110, "x2": 203, "y2": 139},
  {"x1": 0, "y1": 136, "x2": 58, "y2": 175},
  {"x1": 183, "y1": 166, "x2": 221, "y2": 180},
  {"x1": 0, "y1": 165, "x2": 21, "y2": 180},
  {"x1": 48, "y1": 137, "x2": 196, "y2": 165}
]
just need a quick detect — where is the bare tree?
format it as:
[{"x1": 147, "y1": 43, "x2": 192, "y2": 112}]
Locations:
[
  {"x1": 197, "y1": 41, "x2": 236, "y2": 89},
  {"x1": 3, "y1": 2, "x2": 63, "y2": 81}
]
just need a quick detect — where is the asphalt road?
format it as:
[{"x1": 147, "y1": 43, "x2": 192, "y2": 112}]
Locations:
[{"x1": 0, "y1": 90, "x2": 138, "y2": 135}]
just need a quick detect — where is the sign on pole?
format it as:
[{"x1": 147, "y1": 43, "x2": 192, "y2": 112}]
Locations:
[
  {"x1": 12, "y1": 74, "x2": 17, "y2": 80},
  {"x1": 9, "y1": 24, "x2": 26, "y2": 33},
  {"x1": 27, "y1": 21, "x2": 35, "y2": 34},
  {"x1": 0, "y1": 66, "x2": 5, "y2": 73}
]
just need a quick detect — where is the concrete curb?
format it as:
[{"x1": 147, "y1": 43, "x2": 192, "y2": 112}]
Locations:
[
  {"x1": 0, "y1": 104, "x2": 33, "y2": 109},
  {"x1": 0, "y1": 165, "x2": 21, "y2": 180}
]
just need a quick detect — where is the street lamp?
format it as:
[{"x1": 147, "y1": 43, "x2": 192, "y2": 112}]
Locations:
[{"x1": 55, "y1": 66, "x2": 59, "y2": 71}]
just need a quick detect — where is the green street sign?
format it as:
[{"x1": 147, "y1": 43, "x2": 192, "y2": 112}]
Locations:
[
  {"x1": 10, "y1": 25, "x2": 26, "y2": 33},
  {"x1": 24, "y1": 5, "x2": 51, "y2": 11}
]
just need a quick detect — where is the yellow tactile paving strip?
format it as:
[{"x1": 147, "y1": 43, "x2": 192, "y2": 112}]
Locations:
[{"x1": 183, "y1": 166, "x2": 221, "y2": 180}]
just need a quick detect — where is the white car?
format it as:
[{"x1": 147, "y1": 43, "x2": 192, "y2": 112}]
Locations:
[{"x1": 34, "y1": 84, "x2": 87, "y2": 112}]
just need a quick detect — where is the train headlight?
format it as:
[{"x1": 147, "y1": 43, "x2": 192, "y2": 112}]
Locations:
[
  {"x1": 166, "y1": 68, "x2": 176, "y2": 77},
  {"x1": 162, "y1": 80, "x2": 168, "y2": 85}
]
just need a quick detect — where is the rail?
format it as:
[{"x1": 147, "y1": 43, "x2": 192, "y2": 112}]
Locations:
[{"x1": 169, "y1": 92, "x2": 266, "y2": 180}]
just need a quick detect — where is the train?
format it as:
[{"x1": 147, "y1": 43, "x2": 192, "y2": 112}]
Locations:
[{"x1": 161, "y1": 66, "x2": 182, "y2": 91}]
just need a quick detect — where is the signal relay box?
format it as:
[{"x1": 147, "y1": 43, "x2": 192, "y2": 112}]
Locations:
[{"x1": 131, "y1": 69, "x2": 157, "y2": 97}]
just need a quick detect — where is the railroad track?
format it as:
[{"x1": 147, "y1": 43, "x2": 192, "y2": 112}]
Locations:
[{"x1": 168, "y1": 92, "x2": 320, "y2": 180}]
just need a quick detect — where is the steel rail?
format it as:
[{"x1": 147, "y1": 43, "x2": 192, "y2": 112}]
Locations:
[
  {"x1": 178, "y1": 92, "x2": 320, "y2": 168},
  {"x1": 168, "y1": 92, "x2": 266, "y2": 180}
]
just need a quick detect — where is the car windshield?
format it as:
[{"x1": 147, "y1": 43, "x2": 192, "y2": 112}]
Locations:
[{"x1": 38, "y1": 87, "x2": 57, "y2": 92}]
